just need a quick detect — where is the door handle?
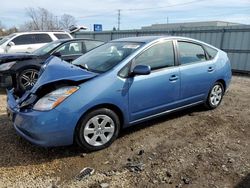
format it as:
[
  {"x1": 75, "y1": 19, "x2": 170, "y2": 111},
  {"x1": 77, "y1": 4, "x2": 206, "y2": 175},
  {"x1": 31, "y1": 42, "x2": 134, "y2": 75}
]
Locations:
[
  {"x1": 169, "y1": 75, "x2": 179, "y2": 81},
  {"x1": 208, "y1": 67, "x2": 214, "y2": 72}
]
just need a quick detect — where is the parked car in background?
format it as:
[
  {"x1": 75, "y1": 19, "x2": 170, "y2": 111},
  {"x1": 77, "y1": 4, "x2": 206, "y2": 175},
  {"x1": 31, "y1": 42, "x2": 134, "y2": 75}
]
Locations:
[
  {"x1": 6, "y1": 36, "x2": 231, "y2": 151},
  {"x1": 0, "y1": 38, "x2": 104, "y2": 92},
  {"x1": 0, "y1": 31, "x2": 72, "y2": 54}
]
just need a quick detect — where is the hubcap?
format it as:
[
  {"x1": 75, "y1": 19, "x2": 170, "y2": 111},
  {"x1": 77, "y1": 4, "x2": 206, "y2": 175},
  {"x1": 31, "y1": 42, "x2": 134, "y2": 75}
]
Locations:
[
  {"x1": 83, "y1": 115, "x2": 115, "y2": 146},
  {"x1": 210, "y1": 84, "x2": 223, "y2": 106},
  {"x1": 20, "y1": 69, "x2": 39, "y2": 90}
]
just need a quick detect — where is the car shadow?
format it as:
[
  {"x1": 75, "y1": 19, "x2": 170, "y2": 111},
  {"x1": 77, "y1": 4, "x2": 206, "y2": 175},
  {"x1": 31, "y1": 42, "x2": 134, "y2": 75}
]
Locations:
[
  {"x1": 234, "y1": 173, "x2": 250, "y2": 188},
  {"x1": 0, "y1": 105, "x2": 206, "y2": 168},
  {"x1": 119, "y1": 104, "x2": 206, "y2": 138}
]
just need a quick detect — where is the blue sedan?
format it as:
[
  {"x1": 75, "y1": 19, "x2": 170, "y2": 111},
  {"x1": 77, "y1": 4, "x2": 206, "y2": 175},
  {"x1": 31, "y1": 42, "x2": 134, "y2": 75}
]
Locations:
[{"x1": 7, "y1": 36, "x2": 232, "y2": 151}]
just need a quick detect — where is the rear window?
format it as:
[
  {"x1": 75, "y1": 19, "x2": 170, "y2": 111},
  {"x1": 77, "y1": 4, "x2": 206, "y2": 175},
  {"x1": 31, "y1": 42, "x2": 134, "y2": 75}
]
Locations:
[
  {"x1": 204, "y1": 45, "x2": 218, "y2": 59},
  {"x1": 54, "y1": 34, "x2": 71, "y2": 39}
]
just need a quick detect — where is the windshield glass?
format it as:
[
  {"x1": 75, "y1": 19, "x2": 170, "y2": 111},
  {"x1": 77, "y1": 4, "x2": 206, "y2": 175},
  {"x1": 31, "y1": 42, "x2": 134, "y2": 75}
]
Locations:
[
  {"x1": 33, "y1": 40, "x2": 62, "y2": 56},
  {"x1": 72, "y1": 42, "x2": 143, "y2": 73},
  {"x1": 0, "y1": 34, "x2": 16, "y2": 45}
]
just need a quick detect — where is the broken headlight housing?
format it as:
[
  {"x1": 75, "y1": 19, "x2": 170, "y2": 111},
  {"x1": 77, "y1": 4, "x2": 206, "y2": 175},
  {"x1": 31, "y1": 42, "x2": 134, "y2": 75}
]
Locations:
[
  {"x1": 0, "y1": 61, "x2": 16, "y2": 71},
  {"x1": 33, "y1": 86, "x2": 79, "y2": 111}
]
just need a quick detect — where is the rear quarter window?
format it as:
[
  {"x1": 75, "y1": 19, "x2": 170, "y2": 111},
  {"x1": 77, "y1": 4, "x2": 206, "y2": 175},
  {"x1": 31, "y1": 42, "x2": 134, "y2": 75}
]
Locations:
[
  {"x1": 34, "y1": 34, "x2": 52, "y2": 43},
  {"x1": 54, "y1": 34, "x2": 71, "y2": 39}
]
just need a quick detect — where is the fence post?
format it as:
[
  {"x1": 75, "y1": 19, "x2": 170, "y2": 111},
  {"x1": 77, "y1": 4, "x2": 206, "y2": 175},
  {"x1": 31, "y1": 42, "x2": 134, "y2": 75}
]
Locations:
[
  {"x1": 220, "y1": 28, "x2": 226, "y2": 50},
  {"x1": 110, "y1": 32, "x2": 113, "y2": 40}
]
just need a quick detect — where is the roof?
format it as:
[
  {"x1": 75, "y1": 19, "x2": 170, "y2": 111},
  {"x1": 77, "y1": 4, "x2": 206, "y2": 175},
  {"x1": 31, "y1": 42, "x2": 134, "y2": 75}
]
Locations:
[
  {"x1": 13, "y1": 31, "x2": 70, "y2": 35},
  {"x1": 57, "y1": 38, "x2": 104, "y2": 43},
  {"x1": 111, "y1": 36, "x2": 219, "y2": 50},
  {"x1": 112, "y1": 36, "x2": 169, "y2": 43}
]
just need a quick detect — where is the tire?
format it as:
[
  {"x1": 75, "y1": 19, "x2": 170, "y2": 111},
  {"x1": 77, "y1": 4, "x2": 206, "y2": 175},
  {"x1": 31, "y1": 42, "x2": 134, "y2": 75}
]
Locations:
[
  {"x1": 75, "y1": 108, "x2": 120, "y2": 151},
  {"x1": 18, "y1": 68, "x2": 39, "y2": 92},
  {"x1": 205, "y1": 82, "x2": 224, "y2": 109}
]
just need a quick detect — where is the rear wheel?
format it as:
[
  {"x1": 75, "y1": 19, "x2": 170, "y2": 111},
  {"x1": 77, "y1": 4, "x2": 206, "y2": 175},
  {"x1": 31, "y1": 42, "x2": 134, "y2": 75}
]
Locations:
[
  {"x1": 18, "y1": 68, "x2": 39, "y2": 92},
  {"x1": 205, "y1": 82, "x2": 224, "y2": 109},
  {"x1": 75, "y1": 108, "x2": 120, "y2": 151}
]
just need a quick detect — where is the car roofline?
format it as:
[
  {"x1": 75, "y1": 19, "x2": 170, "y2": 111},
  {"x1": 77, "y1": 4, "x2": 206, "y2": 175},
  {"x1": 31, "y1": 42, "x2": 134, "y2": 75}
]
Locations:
[{"x1": 111, "y1": 36, "x2": 220, "y2": 50}]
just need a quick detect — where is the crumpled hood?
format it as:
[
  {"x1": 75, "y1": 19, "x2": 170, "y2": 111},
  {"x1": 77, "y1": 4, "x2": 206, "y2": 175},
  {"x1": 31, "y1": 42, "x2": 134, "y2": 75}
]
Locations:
[
  {"x1": 30, "y1": 57, "x2": 98, "y2": 93},
  {"x1": 0, "y1": 53, "x2": 37, "y2": 63}
]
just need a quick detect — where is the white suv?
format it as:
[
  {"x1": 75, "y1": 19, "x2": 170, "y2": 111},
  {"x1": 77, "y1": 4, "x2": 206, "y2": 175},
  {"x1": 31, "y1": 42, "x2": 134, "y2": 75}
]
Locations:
[{"x1": 0, "y1": 31, "x2": 73, "y2": 54}]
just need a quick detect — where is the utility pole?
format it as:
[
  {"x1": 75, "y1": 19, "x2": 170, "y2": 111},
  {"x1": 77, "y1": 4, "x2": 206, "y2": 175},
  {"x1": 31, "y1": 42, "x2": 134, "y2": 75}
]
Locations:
[{"x1": 118, "y1": 9, "x2": 121, "y2": 31}]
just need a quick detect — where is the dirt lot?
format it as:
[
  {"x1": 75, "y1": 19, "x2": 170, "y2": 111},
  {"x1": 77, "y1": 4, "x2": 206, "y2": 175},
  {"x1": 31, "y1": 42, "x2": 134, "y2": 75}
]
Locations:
[{"x1": 0, "y1": 76, "x2": 249, "y2": 188}]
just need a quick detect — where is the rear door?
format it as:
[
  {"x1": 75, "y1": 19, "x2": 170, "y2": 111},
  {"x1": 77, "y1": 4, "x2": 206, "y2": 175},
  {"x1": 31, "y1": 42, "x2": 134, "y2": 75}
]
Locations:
[
  {"x1": 177, "y1": 40, "x2": 217, "y2": 105},
  {"x1": 128, "y1": 40, "x2": 181, "y2": 122},
  {"x1": 32, "y1": 34, "x2": 53, "y2": 52}
]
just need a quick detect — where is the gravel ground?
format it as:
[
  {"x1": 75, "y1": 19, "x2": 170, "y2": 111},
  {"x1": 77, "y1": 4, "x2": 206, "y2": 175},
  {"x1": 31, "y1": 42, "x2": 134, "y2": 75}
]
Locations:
[{"x1": 0, "y1": 76, "x2": 249, "y2": 188}]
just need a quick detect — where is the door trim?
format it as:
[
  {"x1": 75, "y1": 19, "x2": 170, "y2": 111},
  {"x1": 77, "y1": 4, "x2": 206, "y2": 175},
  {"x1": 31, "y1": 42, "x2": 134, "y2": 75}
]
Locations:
[{"x1": 130, "y1": 100, "x2": 203, "y2": 125}]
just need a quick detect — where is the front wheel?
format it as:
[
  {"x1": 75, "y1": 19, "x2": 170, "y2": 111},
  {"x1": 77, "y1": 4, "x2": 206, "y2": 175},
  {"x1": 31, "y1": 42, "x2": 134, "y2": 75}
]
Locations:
[
  {"x1": 75, "y1": 108, "x2": 120, "y2": 151},
  {"x1": 205, "y1": 82, "x2": 224, "y2": 109}
]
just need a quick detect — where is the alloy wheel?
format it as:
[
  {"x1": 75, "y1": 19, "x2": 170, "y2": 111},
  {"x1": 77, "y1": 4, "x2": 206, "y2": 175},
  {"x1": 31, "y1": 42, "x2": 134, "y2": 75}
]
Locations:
[
  {"x1": 83, "y1": 115, "x2": 115, "y2": 146},
  {"x1": 209, "y1": 84, "x2": 223, "y2": 106}
]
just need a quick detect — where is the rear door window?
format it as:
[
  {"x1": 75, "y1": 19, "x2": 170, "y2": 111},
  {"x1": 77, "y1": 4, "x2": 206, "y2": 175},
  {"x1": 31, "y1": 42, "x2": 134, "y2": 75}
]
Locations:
[
  {"x1": 55, "y1": 42, "x2": 83, "y2": 55},
  {"x1": 204, "y1": 45, "x2": 218, "y2": 60},
  {"x1": 34, "y1": 34, "x2": 52, "y2": 43},
  {"x1": 178, "y1": 41, "x2": 206, "y2": 65}
]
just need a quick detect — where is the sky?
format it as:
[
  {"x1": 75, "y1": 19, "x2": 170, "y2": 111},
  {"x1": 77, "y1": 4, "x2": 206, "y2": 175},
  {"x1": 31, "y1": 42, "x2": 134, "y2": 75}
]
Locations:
[{"x1": 0, "y1": 0, "x2": 250, "y2": 31}]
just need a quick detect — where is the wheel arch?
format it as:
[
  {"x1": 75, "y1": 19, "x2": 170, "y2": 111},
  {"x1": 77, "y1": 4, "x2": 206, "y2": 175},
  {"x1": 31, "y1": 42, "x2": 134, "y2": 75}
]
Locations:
[
  {"x1": 215, "y1": 79, "x2": 226, "y2": 91},
  {"x1": 74, "y1": 103, "x2": 125, "y2": 141}
]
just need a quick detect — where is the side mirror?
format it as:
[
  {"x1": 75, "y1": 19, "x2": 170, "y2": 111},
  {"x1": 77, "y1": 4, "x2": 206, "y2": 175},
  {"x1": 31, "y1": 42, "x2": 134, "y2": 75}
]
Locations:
[
  {"x1": 132, "y1": 65, "x2": 151, "y2": 76},
  {"x1": 7, "y1": 41, "x2": 15, "y2": 47},
  {"x1": 52, "y1": 51, "x2": 62, "y2": 57}
]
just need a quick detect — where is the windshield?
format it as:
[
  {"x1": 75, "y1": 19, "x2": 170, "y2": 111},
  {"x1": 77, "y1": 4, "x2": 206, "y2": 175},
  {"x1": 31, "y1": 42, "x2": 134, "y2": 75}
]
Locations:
[
  {"x1": 33, "y1": 40, "x2": 62, "y2": 56},
  {"x1": 0, "y1": 34, "x2": 16, "y2": 45},
  {"x1": 72, "y1": 42, "x2": 143, "y2": 73}
]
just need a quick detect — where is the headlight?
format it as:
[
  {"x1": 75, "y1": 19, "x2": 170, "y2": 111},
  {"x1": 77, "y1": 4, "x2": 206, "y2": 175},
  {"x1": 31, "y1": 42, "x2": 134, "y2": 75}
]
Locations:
[
  {"x1": 33, "y1": 86, "x2": 79, "y2": 111},
  {"x1": 0, "y1": 61, "x2": 16, "y2": 71}
]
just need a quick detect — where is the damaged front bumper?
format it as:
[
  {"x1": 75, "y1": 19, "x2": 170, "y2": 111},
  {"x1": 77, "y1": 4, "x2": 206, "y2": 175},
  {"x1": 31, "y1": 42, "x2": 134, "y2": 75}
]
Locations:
[{"x1": 6, "y1": 89, "x2": 77, "y2": 147}]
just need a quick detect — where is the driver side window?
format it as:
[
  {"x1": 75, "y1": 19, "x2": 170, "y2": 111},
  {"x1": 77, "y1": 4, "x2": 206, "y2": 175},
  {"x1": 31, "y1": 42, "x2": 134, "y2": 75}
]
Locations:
[{"x1": 133, "y1": 41, "x2": 175, "y2": 70}]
